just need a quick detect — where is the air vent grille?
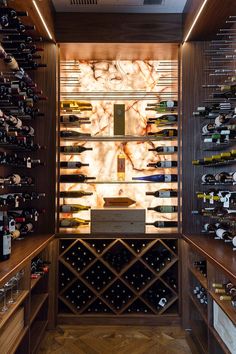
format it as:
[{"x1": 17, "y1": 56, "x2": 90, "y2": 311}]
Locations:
[
  {"x1": 70, "y1": 0, "x2": 98, "y2": 5},
  {"x1": 143, "y1": 0, "x2": 163, "y2": 4}
]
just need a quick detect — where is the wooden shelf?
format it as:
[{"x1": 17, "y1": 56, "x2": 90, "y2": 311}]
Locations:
[
  {"x1": 189, "y1": 293, "x2": 208, "y2": 325},
  {"x1": 0, "y1": 234, "x2": 54, "y2": 288},
  {"x1": 189, "y1": 267, "x2": 207, "y2": 290},
  {"x1": 8, "y1": 325, "x2": 29, "y2": 354},
  {"x1": 209, "y1": 290, "x2": 236, "y2": 326},
  {"x1": 30, "y1": 320, "x2": 48, "y2": 354},
  {"x1": 30, "y1": 294, "x2": 48, "y2": 325},
  {"x1": 183, "y1": 235, "x2": 236, "y2": 283},
  {"x1": 0, "y1": 290, "x2": 29, "y2": 330},
  {"x1": 30, "y1": 276, "x2": 43, "y2": 290}
]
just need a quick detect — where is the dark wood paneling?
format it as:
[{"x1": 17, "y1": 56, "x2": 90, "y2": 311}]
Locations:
[
  {"x1": 183, "y1": 0, "x2": 236, "y2": 41},
  {"x1": 11, "y1": 0, "x2": 55, "y2": 41},
  {"x1": 55, "y1": 13, "x2": 182, "y2": 43},
  {"x1": 0, "y1": 234, "x2": 54, "y2": 287},
  {"x1": 30, "y1": 42, "x2": 57, "y2": 234},
  {"x1": 59, "y1": 43, "x2": 179, "y2": 61},
  {"x1": 181, "y1": 42, "x2": 209, "y2": 234}
]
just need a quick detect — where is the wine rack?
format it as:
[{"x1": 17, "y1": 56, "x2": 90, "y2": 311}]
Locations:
[
  {"x1": 58, "y1": 57, "x2": 179, "y2": 235},
  {"x1": 58, "y1": 238, "x2": 179, "y2": 317}
]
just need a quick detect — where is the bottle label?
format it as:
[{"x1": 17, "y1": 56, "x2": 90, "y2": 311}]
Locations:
[
  {"x1": 61, "y1": 205, "x2": 72, "y2": 212},
  {"x1": 61, "y1": 116, "x2": 70, "y2": 123},
  {"x1": 159, "y1": 191, "x2": 171, "y2": 197},
  {"x1": 162, "y1": 161, "x2": 172, "y2": 168},
  {"x1": 215, "y1": 228, "x2": 227, "y2": 238},
  {"x1": 164, "y1": 175, "x2": 172, "y2": 182},
  {"x1": 3, "y1": 234, "x2": 11, "y2": 256},
  {"x1": 66, "y1": 162, "x2": 78, "y2": 168},
  {"x1": 164, "y1": 146, "x2": 175, "y2": 153}
]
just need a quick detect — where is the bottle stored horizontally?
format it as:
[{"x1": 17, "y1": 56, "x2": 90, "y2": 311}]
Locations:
[
  {"x1": 147, "y1": 205, "x2": 178, "y2": 213},
  {"x1": 146, "y1": 100, "x2": 178, "y2": 112},
  {"x1": 60, "y1": 191, "x2": 93, "y2": 198},
  {"x1": 60, "y1": 204, "x2": 90, "y2": 212},
  {"x1": 60, "y1": 174, "x2": 96, "y2": 183},
  {"x1": 147, "y1": 114, "x2": 178, "y2": 125},
  {"x1": 148, "y1": 146, "x2": 178, "y2": 154},
  {"x1": 60, "y1": 115, "x2": 91, "y2": 124},
  {"x1": 60, "y1": 218, "x2": 90, "y2": 228},
  {"x1": 117, "y1": 144, "x2": 125, "y2": 181},
  {"x1": 60, "y1": 130, "x2": 91, "y2": 138},
  {"x1": 61, "y1": 100, "x2": 92, "y2": 111},
  {"x1": 60, "y1": 161, "x2": 89, "y2": 169},
  {"x1": 132, "y1": 174, "x2": 177, "y2": 182},
  {"x1": 146, "y1": 189, "x2": 178, "y2": 198},
  {"x1": 147, "y1": 161, "x2": 177, "y2": 168},
  {"x1": 146, "y1": 221, "x2": 178, "y2": 228},
  {"x1": 148, "y1": 129, "x2": 178, "y2": 137},
  {"x1": 60, "y1": 146, "x2": 93, "y2": 154}
]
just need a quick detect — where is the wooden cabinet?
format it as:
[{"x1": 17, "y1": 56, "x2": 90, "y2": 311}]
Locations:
[{"x1": 0, "y1": 234, "x2": 54, "y2": 354}]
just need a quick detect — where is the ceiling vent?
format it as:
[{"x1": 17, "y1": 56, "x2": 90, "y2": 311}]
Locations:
[{"x1": 69, "y1": 0, "x2": 162, "y2": 5}]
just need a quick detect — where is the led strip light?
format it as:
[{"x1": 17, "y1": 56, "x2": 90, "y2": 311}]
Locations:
[
  {"x1": 183, "y1": 0, "x2": 208, "y2": 43},
  {"x1": 32, "y1": 0, "x2": 53, "y2": 40}
]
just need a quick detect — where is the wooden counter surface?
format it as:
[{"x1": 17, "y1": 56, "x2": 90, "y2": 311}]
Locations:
[
  {"x1": 0, "y1": 234, "x2": 55, "y2": 286},
  {"x1": 183, "y1": 234, "x2": 236, "y2": 283}
]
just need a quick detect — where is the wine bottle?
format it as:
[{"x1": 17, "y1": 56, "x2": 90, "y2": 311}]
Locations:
[
  {"x1": 147, "y1": 161, "x2": 177, "y2": 168},
  {"x1": 61, "y1": 100, "x2": 92, "y2": 111},
  {"x1": 148, "y1": 146, "x2": 178, "y2": 154},
  {"x1": 0, "y1": 227, "x2": 11, "y2": 261},
  {"x1": 60, "y1": 218, "x2": 90, "y2": 228},
  {"x1": 146, "y1": 189, "x2": 178, "y2": 198},
  {"x1": 147, "y1": 205, "x2": 178, "y2": 213},
  {"x1": 132, "y1": 174, "x2": 177, "y2": 182},
  {"x1": 60, "y1": 204, "x2": 90, "y2": 212},
  {"x1": 60, "y1": 174, "x2": 96, "y2": 183},
  {"x1": 60, "y1": 191, "x2": 93, "y2": 198},
  {"x1": 117, "y1": 145, "x2": 125, "y2": 181},
  {"x1": 60, "y1": 115, "x2": 91, "y2": 123},
  {"x1": 147, "y1": 114, "x2": 178, "y2": 125},
  {"x1": 148, "y1": 129, "x2": 177, "y2": 137},
  {"x1": 146, "y1": 100, "x2": 178, "y2": 112},
  {"x1": 60, "y1": 130, "x2": 91, "y2": 138},
  {"x1": 146, "y1": 221, "x2": 178, "y2": 228},
  {"x1": 60, "y1": 146, "x2": 93, "y2": 154},
  {"x1": 60, "y1": 161, "x2": 89, "y2": 169}
]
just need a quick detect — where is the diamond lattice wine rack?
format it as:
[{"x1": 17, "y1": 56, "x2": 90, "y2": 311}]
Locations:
[
  {"x1": 58, "y1": 55, "x2": 180, "y2": 320},
  {"x1": 58, "y1": 238, "x2": 179, "y2": 316}
]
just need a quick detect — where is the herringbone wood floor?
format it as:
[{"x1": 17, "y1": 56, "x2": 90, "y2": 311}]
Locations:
[{"x1": 38, "y1": 325, "x2": 192, "y2": 354}]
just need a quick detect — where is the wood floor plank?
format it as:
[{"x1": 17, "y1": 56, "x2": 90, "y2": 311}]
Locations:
[{"x1": 38, "y1": 325, "x2": 193, "y2": 354}]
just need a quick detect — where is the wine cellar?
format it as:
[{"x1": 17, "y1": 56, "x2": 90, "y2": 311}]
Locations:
[{"x1": 0, "y1": 0, "x2": 235, "y2": 353}]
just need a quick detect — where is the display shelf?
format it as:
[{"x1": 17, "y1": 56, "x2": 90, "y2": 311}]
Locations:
[
  {"x1": 30, "y1": 320, "x2": 48, "y2": 354},
  {"x1": 59, "y1": 136, "x2": 178, "y2": 142},
  {"x1": 30, "y1": 276, "x2": 43, "y2": 291},
  {"x1": 9, "y1": 326, "x2": 29, "y2": 354},
  {"x1": 189, "y1": 294, "x2": 208, "y2": 325},
  {"x1": 30, "y1": 294, "x2": 49, "y2": 325},
  {"x1": 0, "y1": 290, "x2": 29, "y2": 330},
  {"x1": 209, "y1": 290, "x2": 236, "y2": 326},
  {"x1": 189, "y1": 267, "x2": 207, "y2": 289}
]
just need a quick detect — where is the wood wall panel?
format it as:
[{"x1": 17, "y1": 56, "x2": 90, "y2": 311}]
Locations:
[
  {"x1": 11, "y1": 0, "x2": 55, "y2": 41},
  {"x1": 55, "y1": 13, "x2": 182, "y2": 43},
  {"x1": 183, "y1": 0, "x2": 236, "y2": 41},
  {"x1": 181, "y1": 41, "x2": 209, "y2": 234},
  {"x1": 30, "y1": 42, "x2": 57, "y2": 234},
  {"x1": 59, "y1": 43, "x2": 179, "y2": 61}
]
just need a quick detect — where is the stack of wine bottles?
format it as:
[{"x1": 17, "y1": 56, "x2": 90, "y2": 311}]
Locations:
[
  {"x1": 0, "y1": 3, "x2": 48, "y2": 260},
  {"x1": 212, "y1": 281, "x2": 236, "y2": 307},
  {"x1": 193, "y1": 284, "x2": 208, "y2": 307},
  {"x1": 31, "y1": 256, "x2": 50, "y2": 279},
  {"x1": 193, "y1": 260, "x2": 207, "y2": 278},
  {"x1": 191, "y1": 34, "x2": 236, "y2": 249},
  {"x1": 58, "y1": 238, "x2": 178, "y2": 316}
]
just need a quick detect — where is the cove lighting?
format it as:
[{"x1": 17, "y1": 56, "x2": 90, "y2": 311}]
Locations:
[
  {"x1": 32, "y1": 0, "x2": 53, "y2": 40},
  {"x1": 183, "y1": 0, "x2": 208, "y2": 43}
]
